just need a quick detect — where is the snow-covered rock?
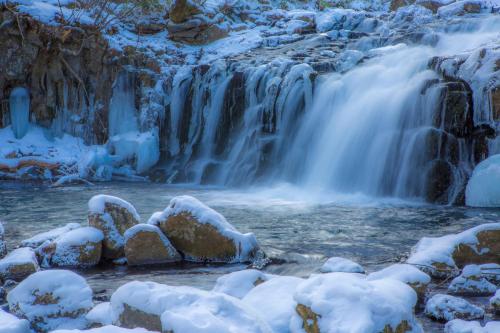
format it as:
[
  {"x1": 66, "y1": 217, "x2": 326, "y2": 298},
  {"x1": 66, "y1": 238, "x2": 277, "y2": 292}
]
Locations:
[
  {"x1": 367, "y1": 264, "x2": 430, "y2": 300},
  {"x1": 124, "y1": 224, "x2": 181, "y2": 265},
  {"x1": 0, "y1": 247, "x2": 39, "y2": 281},
  {"x1": 490, "y1": 290, "x2": 500, "y2": 314},
  {"x1": 88, "y1": 195, "x2": 140, "y2": 259},
  {"x1": 243, "y1": 276, "x2": 303, "y2": 333},
  {"x1": 212, "y1": 269, "x2": 276, "y2": 299},
  {"x1": 445, "y1": 319, "x2": 500, "y2": 333},
  {"x1": 407, "y1": 223, "x2": 500, "y2": 278},
  {"x1": 425, "y1": 294, "x2": 484, "y2": 322},
  {"x1": 291, "y1": 272, "x2": 422, "y2": 333},
  {"x1": 0, "y1": 308, "x2": 31, "y2": 333},
  {"x1": 466, "y1": 154, "x2": 500, "y2": 207},
  {"x1": 53, "y1": 326, "x2": 156, "y2": 333},
  {"x1": 109, "y1": 281, "x2": 272, "y2": 332},
  {"x1": 448, "y1": 265, "x2": 497, "y2": 296},
  {"x1": 7, "y1": 270, "x2": 93, "y2": 332},
  {"x1": 320, "y1": 257, "x2": 365, "y2": 274},
  {"x1": 437, "y1": 0, "x2": 482, "y2": 18},
  {"x1": 21, "y1": 223, "x2": 81, "y2": 248},
  {"x1": 0, "y1": 220, "x2": 7, "y2": 258},
  {"x1": 477, "y1": 263, "x2": 500, "y2": 284},
  {"x1": 38, "y1": 227, "x2": 104, "y2": 268},
  {"x1": 148, "y1": 196, "x2": 262, "y2": 263},
  {"x1": 86, "y1": 302, "x2": 113, "y2": 327}
]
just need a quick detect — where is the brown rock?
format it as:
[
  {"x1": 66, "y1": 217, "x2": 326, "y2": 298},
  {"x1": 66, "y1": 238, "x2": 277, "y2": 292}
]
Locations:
[
  {"x1": 118, "y1": 303, "x2": 163, "y2": 332},
  {"x1": 167, "y1": 18, "x2": 229, "y2": 45},
  {"x1": 452, "y1": 229, "x2": 500, "y2": 267},
  {"x1": 169, "y1": 0, "x2": 202, "y2": 24},
  {"x1": 0, "y1": 248, "x2": 39, "y2": 281}
]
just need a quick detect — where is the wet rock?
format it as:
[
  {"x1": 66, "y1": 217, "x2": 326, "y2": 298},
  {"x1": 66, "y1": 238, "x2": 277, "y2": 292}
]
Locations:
[
  {"x1": 491, "y1": 87, "x2": 500, "y2": 121},
  {"x1": 0, "y1": 248, "x2": 39, "y2": 282},
  {"x1": 425, "y1": 294, "x2": 484, "y2": 322},
  {"x1": 7, "y1": 270, "x2": 93, "y2": 332},
  {"x1": 37, "y1": 227, "x2": 104, "y2": 268},
  {"x1": 169, "y1": 0, "x2": 202, "y2": 24},
  {"x1": 124, "y1": 224, "x2": 181, "y2": 266},
  {"x1": 148, "y1": 195, "x2": 261, "y2": 263},
  {"x1": 448, "y1": 264, "x2": 497, "y2": 296},
  {"x1": 424, "y1": 159, "x2": 454, "y2": 205},
  {"x1": 88, "y1": 195, "x2": 140, "y2": 260},
  {"x1": 0, "y1": 220, "x2": 7, "y2": 259}
]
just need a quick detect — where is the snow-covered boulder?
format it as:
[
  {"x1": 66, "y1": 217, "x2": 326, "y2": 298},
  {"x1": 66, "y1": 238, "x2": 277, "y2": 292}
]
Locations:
[
  {"x1": 148, "y1": 196, "x2": 262, "y2": 263},
  {"x1": 437, "y1": 0, "x2": 482, "y2": 18},
  {"x1": 490, "y1": 290, "x2": 500, "y2": 314},
  {"x1": 86, "y1": 302, "x2": 113, "y2": 327},
  {"x1": 448, "y1": 265, "x2": 497, "y2": 296},
  {"x1": 124, "y1": 224, "x2": 181, "y2": 266},
  {"x1": 213, "y1": 269, "x2": 276, "y2": 299},
  {"x1": 466, "y1": 154, "x2": 500, "y2": 207},
  {"x1": 367, "y1": 264, "x2": 430, "y2": 301},
  {"x1": 0, "y1": 220, "x2": 7, "y2": 258},
  {"x1": 109, "y1": 281, "x2": 272, "y2": 332},
  {"x1": 7, "y1": 270, "x2": 93, "y2": 332},
  {"x1": 477, "y1": 263, "x2": 500, "y2": 285},
  {"x1": 37, "y1": 227, "x2": 103, "y2": 268},
  {"x1": 424, "y1": 294, "x2": 484, "y2": 322},
  {"x1": 0, "y1": 308, "x2": 31, "y2": 333},
  {"x1": 320, "y1": 257, "x2": 365, "y2": 274},
  {"x1": 53, "y1": 326, "x2": 156, "y2": 333},
  {"x1": 290, "y1": 272, "x2": 422, "y2": 333},
  {"x1": 445, "y1": 319, "x2": 500, "y2": 333},
  {"x1": 0, "y1": 247, "x2": 39, "y2": 281},
  {"x1": 407, "y1": 223, "x2": 500, "y2": 278},
  {"x1": 88, "y1": 195, "x2": 140, "y2": 259},
  {"x1": 243, "y1": 276, "x2": 303, "y2": 333},
  {"x1": 21, "y1": 223, "x2": 81, "y2": 248}
]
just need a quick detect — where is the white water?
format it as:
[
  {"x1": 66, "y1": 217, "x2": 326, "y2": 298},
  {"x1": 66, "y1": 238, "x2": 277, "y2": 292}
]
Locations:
[{"x1": 9, "y1": 87, "x2": 30, "y2": 139}]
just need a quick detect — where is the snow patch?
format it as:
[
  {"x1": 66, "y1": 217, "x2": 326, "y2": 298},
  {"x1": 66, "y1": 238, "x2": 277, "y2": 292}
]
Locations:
[
  {"x1": 320, "y1": 257, "x2": 365, "y2": 273},
  {"x1": 213, "y1": 269, "x2": 276, "y2": 299}
]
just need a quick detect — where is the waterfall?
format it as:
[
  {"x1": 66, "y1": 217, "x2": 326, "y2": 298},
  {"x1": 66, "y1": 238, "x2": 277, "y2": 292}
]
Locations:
[{"x1": 9, "y1": 87, "x2": 30, "y2": 139}]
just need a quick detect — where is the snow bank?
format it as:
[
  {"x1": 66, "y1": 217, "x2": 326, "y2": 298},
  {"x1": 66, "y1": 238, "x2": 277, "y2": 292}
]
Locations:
[
  {"x1": 425, "y1": 294, "x2": 484, "y2": 321},
  {"x1": 0, "y1": 308, "x2": 31, "y2": 333},
  {"x1": 110, "y1": 281, "x2": 272, "y2": 333},
  {"x1": 243, "y1": 276, "x2": 303, "y2": 333},
  {"x1": 291, "y1": 272, "x2": 421, "y2": 333},
  {"x1": 21, "y1": 223, "x2": 81, "y2": 248},
  {"x1": 320, "y1": 257, "x2": 365, "y2": 273},
  {"x1": 212, "y1": 269, "x2": 276, "y2": 299},
  {"x1": 445, "y1": 319, "x2": 500, "y2": 333},
  {"x1": 7, "y1": 270, "x2": 93, "y2": 332},
  {"x1": 466, "y1": 154, "x2": 500, "y2": 207}
]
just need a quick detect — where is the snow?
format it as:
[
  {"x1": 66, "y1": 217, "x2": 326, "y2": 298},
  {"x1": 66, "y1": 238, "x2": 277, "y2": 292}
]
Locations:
[
  {"x1": 437, "y1": 0, "x2": 482, "y2": 17},
  {"x1": 0, "y1": 247, "x2": 39, "y2": 278},
  {"x1": 21, "y1": 223, "x2": 81, "y2": 248},
  {"x1": 88, "y1": 194, "x2": 141, "y2": 222},
  {"x1": 108, "y1": 130, "x2": 160, "y2": 174},
  {"x1": 52, "y1": 326, "x2": 156, "y2": 333},
  {"x1": 445, "y1": 319, "x2": 500, "y2": 333},
  {"x1": 320, "y1": 257, "x2": 365, "y2": 273},
  {"x1": 86, "y1": 302, "x2": 113, "y2": 327},
  {"x1": 212, "y1": 269, "x2": 276, "y2": 299},
  {"x1": 8, "y1": 87, "x2": 30, "y2": 140},
  {"x1": 290, "y1": 272, "x2": 422, "y2": 333},
  {"x1": 407, "y1": 223, "x2": 500, "y2": 276},
  {"x1": 448, "y1": 264, "x2": 497, "y2": 295},
  {"x1": 110, "y1": 281, "x2": 273, "y2": 333},
  {"x1": 466, "y1": 154, "x2": 500, "y2": 207},
  {"x1": 148, "y1": 195, "x2": 260, "y2": 262},
  {"x1": 367, "y1": 263, "x2": 431, "y2": 285},
  {"x1": 0, "y1": 308, "x2": 31, "y2": 333},
  {"x1": 243, "y1": 276, "x2": 304, "y2": 333},
  {"x1": 424, "y1": 294, "x2": 485, "y2": 321},
  {"x1": 7, "y1": 270, "x2": 93, "y2": 332}
]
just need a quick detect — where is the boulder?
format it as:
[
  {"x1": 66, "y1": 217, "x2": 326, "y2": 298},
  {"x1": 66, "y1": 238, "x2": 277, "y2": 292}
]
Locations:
[
  {"x1": 0, "y1": 247, "x2": 39, "y2": 281},
  {"x1": 367, "y1": 264, "x2": 431, "y2": 302},
  {"x1": 0, "y1": 308, "x2": 31, "y2": 333},
  {"x1": 7, "y1": 270, "x2": 93, "y2": 332},
  {"x1": 37, "y1": 227, "x2": 104, "y2": 268},
  {"x1": 167, "y1": 17, "x2": 229, "y2": 45},
  {"x1": 86, "y1": 302, "x2": 113, "y2": 328},
  {"x1": 407, "y1": 223, "x2": 500, "y2": 278},
  {"x1": 124, "y1": 224, "x2": 181, "y2": 266},
  {"x1": 213, "y1": 269, "x2": 276, "y2": 299},
  {"x1": 109, "y1": 281, "x2": 272, "y2": 332},
  {"x1": 21, "y1": 223, "x2": 81, "y2": 248},
  {"x1": 148, "y1": 195, "x2": 261, "y2": 263},
  {"x1": 0, "y1": 220, "x2": 7, "y2": 258},
  {"x1": 169, "y1": 0, "x2": 202, "y2": 24},
  {"x1": 290, "y1": 272, "x2": 421, "y2": 333},
  {"x1": 320, "y1": 257, "x2": 365, "y2": 274},
  {"x1": 448, "y1": 265, "x2": 497, "y2": 296},
  {"x1": 438, "y1": 0, "x2": 482, "y2": 18},
  {"x1": 490, "y1": 290, "x2": 500, "y2": 315},
  {"x1": 425, "y1": 294, "x2": 484, "y2": 322},
  {"x1": 88, "y1": 195, "x2": 140, "y2": 259}
]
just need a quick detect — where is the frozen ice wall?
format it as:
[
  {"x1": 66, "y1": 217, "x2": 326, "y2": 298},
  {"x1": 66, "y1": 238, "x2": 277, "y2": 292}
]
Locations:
[{"x1": 9, "y1": 87, "x2": 30, "y2": 139}]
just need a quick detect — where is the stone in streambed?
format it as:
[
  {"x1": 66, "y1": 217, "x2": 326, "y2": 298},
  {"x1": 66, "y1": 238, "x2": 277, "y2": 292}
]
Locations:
[
  {"x1": 0, "y1": 247, "x2": 39, "y2": 282},
  {"x1": 425, "y1": 294, "x2": 484, "y2": 322},
  {"x1": 448, "y1": 264, "x2": 496, "y2": 296}
]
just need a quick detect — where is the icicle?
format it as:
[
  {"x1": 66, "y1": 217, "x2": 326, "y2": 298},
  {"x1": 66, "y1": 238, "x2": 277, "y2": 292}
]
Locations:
[{"x1": 9, "y1": 87, "x2": 30, "y2": 139}]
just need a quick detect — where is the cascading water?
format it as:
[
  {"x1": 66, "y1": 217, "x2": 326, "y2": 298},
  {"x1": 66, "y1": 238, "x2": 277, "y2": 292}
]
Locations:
[
  {"x1": 158, "y1": 15, "x2": 500, "y2": 204},
  {"x1": 8, "y1": 87, "x2": 30, "y2": 139}
]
